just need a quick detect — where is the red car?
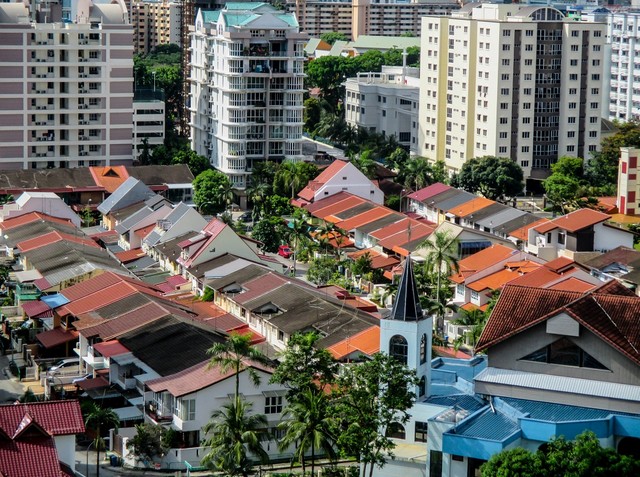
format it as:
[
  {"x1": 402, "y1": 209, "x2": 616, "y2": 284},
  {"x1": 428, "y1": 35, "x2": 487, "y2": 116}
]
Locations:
[{"x1": 278, "y1": 245, "x2": 292, "y2": 258}]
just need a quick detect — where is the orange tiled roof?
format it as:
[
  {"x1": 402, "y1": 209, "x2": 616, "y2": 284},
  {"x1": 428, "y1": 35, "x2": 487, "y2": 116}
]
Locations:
[
  {"x1": 327, "y1": 325, "x2": 380, "y2": 360},
  {"x1": 336, "y1": 207, "x2": 393, "y2": 231},
  {"x1": 89, "y1": 166, "x2": 129, "y2": 193},
  {"x1": 451, "y1": 197, "x2": 494, "y2": 218},
  {"x1": 297, "y1": 160, "x2": 349, "y2": 202},
  {"x1": 468, "y1": 265, "x2": 537, "y2": 292},
  {"x1": 114, "y1": 248, "x2": 146, "y2": 263},
  {"x1": 0, "y1": 212, "x2": 73, "y2": 231},
  {"x1": 17, "y1": 230, "x2": 100, "y2": 253},
  {"x1": 534, "y1": 208, "x2": 610, "y2": 234},
  {"x1": 449, "y1": 244, "x2": 516, "y2": 282},
  {"x1": 347, "y1": 248, "x2": 400, "y2": 270},
  {"x1": 134, "y1": 223, "x2": 156, "y2": 239},
  {"x1": 508, "y1": 218, "x2": 550, "y2": 241},
  {"x1": 548, "y1": 277, "x2": 597, "y2": 293}
]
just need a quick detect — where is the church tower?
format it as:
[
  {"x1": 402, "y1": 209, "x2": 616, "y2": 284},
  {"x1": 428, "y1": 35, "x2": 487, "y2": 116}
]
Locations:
[{"x1": 380, "y1": 255, "x2": 432, "y2": 399}]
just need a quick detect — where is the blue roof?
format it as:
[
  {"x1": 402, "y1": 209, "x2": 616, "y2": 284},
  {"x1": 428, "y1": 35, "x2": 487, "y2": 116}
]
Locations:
[
  {"x1": 432, "y1": 356, "x2": 487, "y2": 383},
  {"x1": 426, "y1": 394, "x2": 486, "y2": 414},
  {"x1": 454, "y1": 408, "x2": 520, "y2": 441},
  {"x1": 501, "y1": 398, "x2": 632, "y2": 422},
  {"x1": 201, "y1": 10, "x2": 221, "y2": 23},
  {"x1": 41, "y1": 293, "x2": 70, "y2": 308}
]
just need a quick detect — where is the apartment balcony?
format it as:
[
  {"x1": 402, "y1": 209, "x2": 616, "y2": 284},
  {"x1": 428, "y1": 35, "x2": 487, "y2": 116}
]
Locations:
[
  {"x1": 145, "y1": 401, "x2": 173, "y2": 423},
  {"x1": 225, "y1": 158, "x2": 247, "y2": 171},
  {"x1": 82, "y1": 345, "x2": 107, "y2": 370}
]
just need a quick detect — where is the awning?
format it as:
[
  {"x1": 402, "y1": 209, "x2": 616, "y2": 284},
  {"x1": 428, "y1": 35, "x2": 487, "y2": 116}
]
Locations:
[
  {"x1": 21, "y1": 300, "x2": 52, "y2": 318},
  {"x1": 36, "y1": 328, "x2": 79, "y2": 349},
  {"x1": 460, "y1": 241, "x2": 492, "y2": 250},
  {"x1": 77, "y1": 376, "x2": 109, "y2": 391},
  {"x1": 93, "y1": 340, "x2": 130, "y2": 358},
  {"x1": 113, "y1": 406, "x2": 144, "y2": 422},
  {"x1": 40, "y1": 293, "x2": 70, "y2": 309}
]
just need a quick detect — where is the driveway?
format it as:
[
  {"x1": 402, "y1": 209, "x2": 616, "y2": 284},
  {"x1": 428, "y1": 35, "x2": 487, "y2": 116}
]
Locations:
[{"x1": 0, "y1": 353, "x2": 28, "y2": 403}]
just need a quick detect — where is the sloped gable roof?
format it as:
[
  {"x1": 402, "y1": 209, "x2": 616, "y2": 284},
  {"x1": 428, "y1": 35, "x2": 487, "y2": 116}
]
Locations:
[
  {"x1": 97, "y1": 177, "x2": 155, "y2": 215},
  {"x1": 477, "y1": 281, "x2": 640, "y2": 365}
]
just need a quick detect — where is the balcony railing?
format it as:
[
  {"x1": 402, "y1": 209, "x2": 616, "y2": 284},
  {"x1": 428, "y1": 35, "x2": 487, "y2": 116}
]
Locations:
[{"x1": 146, "y1": 401, "x2": 173, "y2": 422}]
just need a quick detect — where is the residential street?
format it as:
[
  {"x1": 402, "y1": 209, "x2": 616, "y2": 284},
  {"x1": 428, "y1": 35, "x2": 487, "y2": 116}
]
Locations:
[{"x1": 0, "y1": 352, "x2": 27, "y2": 403}]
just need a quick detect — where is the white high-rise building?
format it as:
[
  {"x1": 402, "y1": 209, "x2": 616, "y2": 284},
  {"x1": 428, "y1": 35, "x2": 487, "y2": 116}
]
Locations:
[
  {"x1": 418, "y1": 4, "x2": 606, "y2": 182},
  {"x1": 0, "y1": 0, "x2": 134, "y2": 170},
  {"x1": 189, "y1": 3, "x2": 308, "y2": 189}
]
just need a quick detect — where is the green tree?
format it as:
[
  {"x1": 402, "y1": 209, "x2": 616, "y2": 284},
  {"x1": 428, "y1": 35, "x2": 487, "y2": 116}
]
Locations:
[
  {"x1": 262, "y1": 195, "x2": 293, "y2": 217},
  {"x1": 193, "y1": 169, "x2": 232, "y2": 214},
  {"x1": 386, "y1": 147, "x2": 409, "y2": 173},
  {"x1": 543, "y1": 156, "x2": 584, "y2": 213},
  {"x1": 450, "y1": 308, "x2": 487, "y2": 354},
  {"x1": 270, "y1": 331, "x2": 338, "y2": 396},
  {"x1": 279, "y1": 387, "x2": 337, "y2": 476},
  {"x1": 207, "y1": 331, "x2": 271, "y2": 406},
  {"x1": 201, "y1": 399, "x2": 269, "y2": 477},
  {"x1": 306, "y1": 257, "x2": 337, "y2": 285},
  {"x1": 454, "y1": 156, "x2": 524, "y2": 201},
  {"x1": 306, "y1": 56, "x2": 350, "y2": 109},
  {"x1": 587, "y1": 120, "x2": 640, "y2": 187},
  {"x1": 171, "y1": 149, "x2": 210, "y2": 176},
  {"x1": 154, "y1": 64, "x2": 183, "y2": 122},
  {"x1": 401, "y1": 157, "x2": 434, "y2": 191},
  {"x1": 320, "y1": 32, "x2": 348, "y2": 45},
  {"x1": 304, "y1": 97, "x2": 324, "y2": 133},
  {"x1": 481, "y1": 431, "x2": 640, "y2": 477},
  {"x1": 352, "y1": 50, "x2": 385, "y2": 73},
  {"x1": 431, "y1": 159, "x2": 448, "y2": 184},
  {"x1": 138, "y1": 138, "x2": 152, "y2": 166},
  {"x1": 288, "y1": 217, "x2": 311, "y2": 276},
  {"x1": 252, "y1": 216, "x2": 288, "y2": 253},
  {"x1": 245, "y1": 181, "x2": 272, "y2": 220},
  {"x1": 333, "y1": 353, "x2": 419, "y2": 477},
  {"x1": 251, "y1": 161, "x2": 279, "y2": 185},
  {"x1": 127, "y1": 423, "x2": 171, "y2": 465},
  {"x1": 352, "y1": 151, "x2": 378, "y2": 179},
  {"x1": 84, "y1": 403, "x2": 120, "y2": 477},
  {"x1": 274, "y1": 161, "x2": 319, "y2": 198},
  {"x1": 420, "y1": 231, "x2": 459, "y2": 334}
]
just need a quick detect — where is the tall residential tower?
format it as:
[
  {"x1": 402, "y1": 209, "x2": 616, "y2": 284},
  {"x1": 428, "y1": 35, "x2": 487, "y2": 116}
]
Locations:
[
  {"x1": 189, "y1": 3, "x2": 308, "y2": 188},
  {"x1": 418, "y1": 3, "x2": 606, "y2": 183}
]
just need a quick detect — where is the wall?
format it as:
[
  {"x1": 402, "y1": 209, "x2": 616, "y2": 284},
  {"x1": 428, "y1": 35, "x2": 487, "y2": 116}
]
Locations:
[
  {"x1": 54, "y1": 434, "x2": 76, "y2": 470},
  {"x1": 593, "y1": 222, "x2": 634, "y2": 251}
]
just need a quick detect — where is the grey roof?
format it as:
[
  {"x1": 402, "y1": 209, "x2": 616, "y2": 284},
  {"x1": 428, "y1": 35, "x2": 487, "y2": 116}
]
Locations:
[
  {"x1": 358, "y1": 213, "x2": 404, "y2": 235},
  {"x1": 154, "y1": 231, "x2": 198, "y2": 261},
  {"x1": 475, "y1": 367, "x2": 640, "y2": 403},
  {"x1": 0, "y1": 167, "x2": 96, "y2": 192},
  {"x1": 0, "y1": 220, "x2": 77, "y2": 248},
  {"x1": 463, "y1": 203, "x2": 508, "y2": 221},
  {"x1": 190, "y1": 254, "x2": 244, "y2": 280},
  {"x1": 332, "y1": 202, "x2": 376, "y2": 220},
  {"x1": 434, "y1": 189, "x2": 476, "y2": 211},
  {"x1": 114, "y1": 198, "x2": 171, "y2": 235},
  {"x1": 94, "y1": 293, "x2": 152, "y2": 320},
  {"x1": 475, "y1": 207, "x2": 527, "y2": 229},
  {"x1": 389, "y1": 257, "x2": 423, "y2": 321},
  {"x1": 127, "y1": 164, "x2": 194, "y2": 186},
  {"x1": 98, "y1": 177, "x2": 155, "y2": 215},
  {"x1": 206, "y1": 264, "x2": 271, "y2": 291},
  {"x1": 118, "y1": 315, "x2": 227, "y2": 377},
  {"x1": 144, "y1": 202, "x2": 206, "y2": 247},
  {"x1": 125, "y1": 255, "x2": 159, "y2": 272},
  {"x1": 500, "y1": 212, "x2": 541, "y2": 234}
]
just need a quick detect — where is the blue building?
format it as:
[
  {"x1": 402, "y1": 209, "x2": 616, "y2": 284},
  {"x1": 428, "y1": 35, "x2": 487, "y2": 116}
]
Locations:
[{"x1": 376, "y1": 263, "x2": 640, "y2": 477}]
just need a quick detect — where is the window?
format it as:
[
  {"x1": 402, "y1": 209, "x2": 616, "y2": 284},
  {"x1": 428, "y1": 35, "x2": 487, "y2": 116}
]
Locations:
[
  {"x1": 265, "y1": 395, "x2": 283, "y2": 414},
  {"x1": 415, "y1": 421, "x2": 428, "y2": 442},
  {"x1": 521, "y1": 337, "x2": 608, "y2": 370},
  {"x1": 389, "y1": 335, "x2": 408, "y2": 365},
  {"x1": 430, "y1": 451, "x2": 443, "y2": 477},
  {"x1": 420, "y1": 334, "x2": 427, "y2": 364},
  {"x1": 386, "y1": 423, "x2": 405, "y2": 439},
  {"x1": 418, "y1": 376, "x2": 426, "y2": 397},
  {"x1": 558, "y1": 232, "x2": 566, "y2": 245},
  {"x1": 177, "y1": 399, "x2": 196, "y2": 421},
  {"x1": 471, "y1": 290, "x2": 479, "y2": 302},
  {"x1": 499, "y1": 132, "x2": 508, "y2": 139},
  {"x1": 500, "y1": 118, "x2": 508, "y2": 124}
]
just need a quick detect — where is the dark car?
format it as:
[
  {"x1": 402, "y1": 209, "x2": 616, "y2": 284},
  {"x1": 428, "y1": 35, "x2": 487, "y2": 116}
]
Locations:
[{"x1": 238, "y1": 211, "x2": 253, "y2": 223}]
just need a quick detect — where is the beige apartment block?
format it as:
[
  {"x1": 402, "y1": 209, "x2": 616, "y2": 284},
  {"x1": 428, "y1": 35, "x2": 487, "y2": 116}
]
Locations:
[
  {"x1": 130, "y1": 0, "x2": 182, "y2": 55},
  {"x1": 0, "y1": 1, "x2": 134, "y2": 170},
  {"x1": 418, "y1": 4, "x2": 606, "y2": 182}
]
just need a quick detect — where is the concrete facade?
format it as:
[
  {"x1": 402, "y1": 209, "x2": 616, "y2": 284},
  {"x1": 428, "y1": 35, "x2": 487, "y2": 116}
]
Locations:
[
  {"x1": 130, "y1": 0, "x2": 182, "y2": 55},
  {"x1": 0, "y1": 1, "x2": 134, "y2": 170}
]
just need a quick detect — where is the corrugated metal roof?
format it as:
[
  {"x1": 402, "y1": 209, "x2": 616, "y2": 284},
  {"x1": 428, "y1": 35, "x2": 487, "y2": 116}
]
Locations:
[
  {"x1": 425, "y1": 394, "x2": 486, "y2": 413},
  {"x1": 98, "y1": 177, "x2": 155, "y2": 215},
  {"x1": 475, "y1": 207, "x2": 527, "y2": 229},
  {"x1": 453, "y1": 408, "x2": 520, "y2": 441},
  {"x1": 500, "y1": 397, "x2": 616, "y2": 422},
  {"x1": 476, "y1": 367, "x2": 640, "y2": 402}
]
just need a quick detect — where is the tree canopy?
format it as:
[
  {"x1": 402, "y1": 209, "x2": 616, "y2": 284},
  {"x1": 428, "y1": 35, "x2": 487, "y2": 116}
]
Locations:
[
  {"x1": 192, "y1": 169, "x2": 233, "y2": 214},
  {"x1": 452, "y1": 156, "x2": 523, "y2": 201},
  {"x1": 320, "y1": 32, "x2": 348, "y2": 45},
  {"x1": 587, "y1": 120, "x2": 640, "y2": 187},
  {"x1": 481, "y1": 431, "x2": 640, "y2": 477},
  {"x1": 543, "y1": 156, "x2": 584, "y2": 213}
]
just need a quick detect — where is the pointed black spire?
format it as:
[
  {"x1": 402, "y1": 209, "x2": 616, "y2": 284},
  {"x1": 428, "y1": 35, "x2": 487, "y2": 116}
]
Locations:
[{"x1": 390, "y1": 255, "x2": 424, "y2": 321}]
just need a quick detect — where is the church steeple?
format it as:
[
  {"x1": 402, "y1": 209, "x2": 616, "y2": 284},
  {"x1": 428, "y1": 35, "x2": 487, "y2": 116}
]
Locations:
[{"x1": 390, "y1": 255, "x2": 423, "y2": 321}]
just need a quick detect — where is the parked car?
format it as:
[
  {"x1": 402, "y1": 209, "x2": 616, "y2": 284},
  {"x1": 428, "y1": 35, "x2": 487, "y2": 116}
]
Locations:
[
  {"x1": 48, "y1": 358, "x2": 80, "y2": 375},
  {"x1": 278, "y1": 244, "x2": 292, "y2": 258},
  {"x1": 72, "y1": 373, "x2": 93, "y2": 385},
  {"x1": 238, "y1": 211, "x2": 253, "y2": 223}
]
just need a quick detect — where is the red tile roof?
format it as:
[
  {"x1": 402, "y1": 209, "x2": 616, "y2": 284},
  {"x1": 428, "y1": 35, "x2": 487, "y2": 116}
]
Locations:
[
  {"x1": 377, "y1": 223, "x2": 433, "y2": 251},
  {"x1": 134, "y1": 223, "x2": 156, "y2": 239},
  {"x1": 60, "y1": 271, "x2": 129, "y2": 302},
  {"x1": 21, "y1": 300, "x2": 51, "y2": 318},
  {"x1": 60, "y1": 281, "x2": 138, "y2": 316},
  {"x1": 17, "y1": 230, "x2": 100, "y2": 253},
  {"x1": 202, "y1": 312, "x2": 246, "y2": 332},
  {"x1": 0, "y1": 212, "x2": 74, "y2": 231},
  {"x1": 467, "y1": 262, "x2": 540, "y2": 292},
  {"x1": 534, "y1": 208, "x2": 610, "y2": 234},
  {"x1": 508, "y1": 218, "x2": 550, "y2": 241},
  {"x1": 78, "y1": 301, "x2": 168, "y2": 340},
  {"x1": 0, "y1": 401, "x2": 84, "y2": 436},
  {"x1": 297, "y1": 160, "x2": 350, "y2": 201},
  {"x1": 336, "y1": 207, "x2": 393, "y2": 231},
  {"x1": 407, "y1": 183, "x2": 452, "y2": 202},
  {"x1": 308, "y1": 195, "x2": 365, "y2": 222},
  {"x1": 114, "y1": 248, "x2": 146, "y2": 264},
  {"x1": 451, "y1": 197, "x2": 494, "y2": 218},
  {"x1": 548, "y1": 277, "x2": 596, "y2": 293},
  {"x1": 368, "y1": 218, "x2": 414, "y2": 240},
  {"x1": 0, "y1": 437, "x2": 74, "y2": 477},
  {"x1": 234, "y1": 273, "x2": 289, "y2": 305},
  {"x1": 477, "y1": 281, "x2": 640, "y2": 365},
  {"x1": 347, "y1": 248, "x2": 400, "y2": 270},
  {"x1": 449, "y1": 245, "x2": 518, "y2": 283},
  {"x1": 303, "y1": 191, "x2": 353, "y2": 214},
  {"x1": 36, "y1": 328, "x2": 78, "y2": 349},
  {"x1": 146, "y1": 358, "x2": 274, "y2": 397},
  {"x1": 327, "y1": 325, "x2": 380, "y2": 359},
  {"x1": 89, "y1": 166, "x2": 130, "y2": 193},
  {"x1": 92, "y1": 340, "x2": 130, "y2": 358}
]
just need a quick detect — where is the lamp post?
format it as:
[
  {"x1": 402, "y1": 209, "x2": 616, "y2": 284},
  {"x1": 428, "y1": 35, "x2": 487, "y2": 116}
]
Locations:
[
  {"x1": 86, "y1": 439, "x2": 96, "y2": 477},
  {"x1": 152, "y1": 71, "x2": 156, "y2": 92}
]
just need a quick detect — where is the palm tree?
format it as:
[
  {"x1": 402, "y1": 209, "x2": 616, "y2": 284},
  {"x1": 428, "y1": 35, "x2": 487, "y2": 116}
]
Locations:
[
  {"x1": 201, "y1": 399, "x2": 269, "y2": 477},
  {"x1": 216, "y1": 181, "x2": 235, "y2": 214},
  {"x1": 278, "y1": 387, "x2": 337, "y2": 476},
  {"x1": 352, "y1": 150, "x2": 378, "y2": 179},
  {"x1": 420, "y1": 230, "x2": 460, "y2": 334},
  {"x1": 246, "y1": 181, "x2": 271, "y2": 221},
  {"x1": 450, "y1": 308, "x2": 487, "y2": 355},
  {"x1": 84, "y1": 402, "x2": 120, "y2": 477},
  {"x1": 207, "y1": 331, "x2": 271, "y2": 406},
  {"x1": 278, "y1": 162, "x2": 305, "y2": 199},
  {"x1": 288, "y1": 217, "x2": 310, "y2": 276},
  {"x1": 402, "y1": 157, "x2": 434, "y2": 192}
]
